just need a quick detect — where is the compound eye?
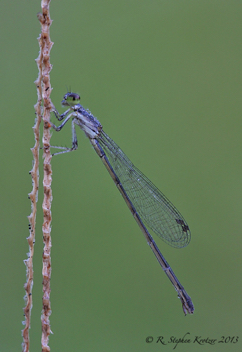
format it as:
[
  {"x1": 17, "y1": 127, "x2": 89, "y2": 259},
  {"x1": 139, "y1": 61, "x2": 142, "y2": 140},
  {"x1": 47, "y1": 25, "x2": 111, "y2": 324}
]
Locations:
[
  {"x1": 62, "y1": 92, "x2": 81, "y2": 106},
  {"x1": 69, "y1": 93, "x2": 80, "y2": 101}
]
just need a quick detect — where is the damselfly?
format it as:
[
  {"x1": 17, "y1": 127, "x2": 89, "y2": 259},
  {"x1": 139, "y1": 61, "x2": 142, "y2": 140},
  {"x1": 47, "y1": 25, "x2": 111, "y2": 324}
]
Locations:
[{"x1": 50, "y1": 92, "x2": 194, "y2": 315}]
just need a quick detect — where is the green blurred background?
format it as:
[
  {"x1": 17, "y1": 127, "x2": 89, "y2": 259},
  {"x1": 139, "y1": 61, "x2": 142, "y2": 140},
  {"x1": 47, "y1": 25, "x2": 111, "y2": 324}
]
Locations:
[{"x1": 1, "y1": 1, "x2": 241, "y2": 351}]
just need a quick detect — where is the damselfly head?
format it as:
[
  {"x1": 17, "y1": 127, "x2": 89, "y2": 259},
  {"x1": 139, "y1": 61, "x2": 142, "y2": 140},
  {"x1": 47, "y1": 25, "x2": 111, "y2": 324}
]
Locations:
[{"x1": 62, "y1": 92, "x2": 81, "y2": 107}]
